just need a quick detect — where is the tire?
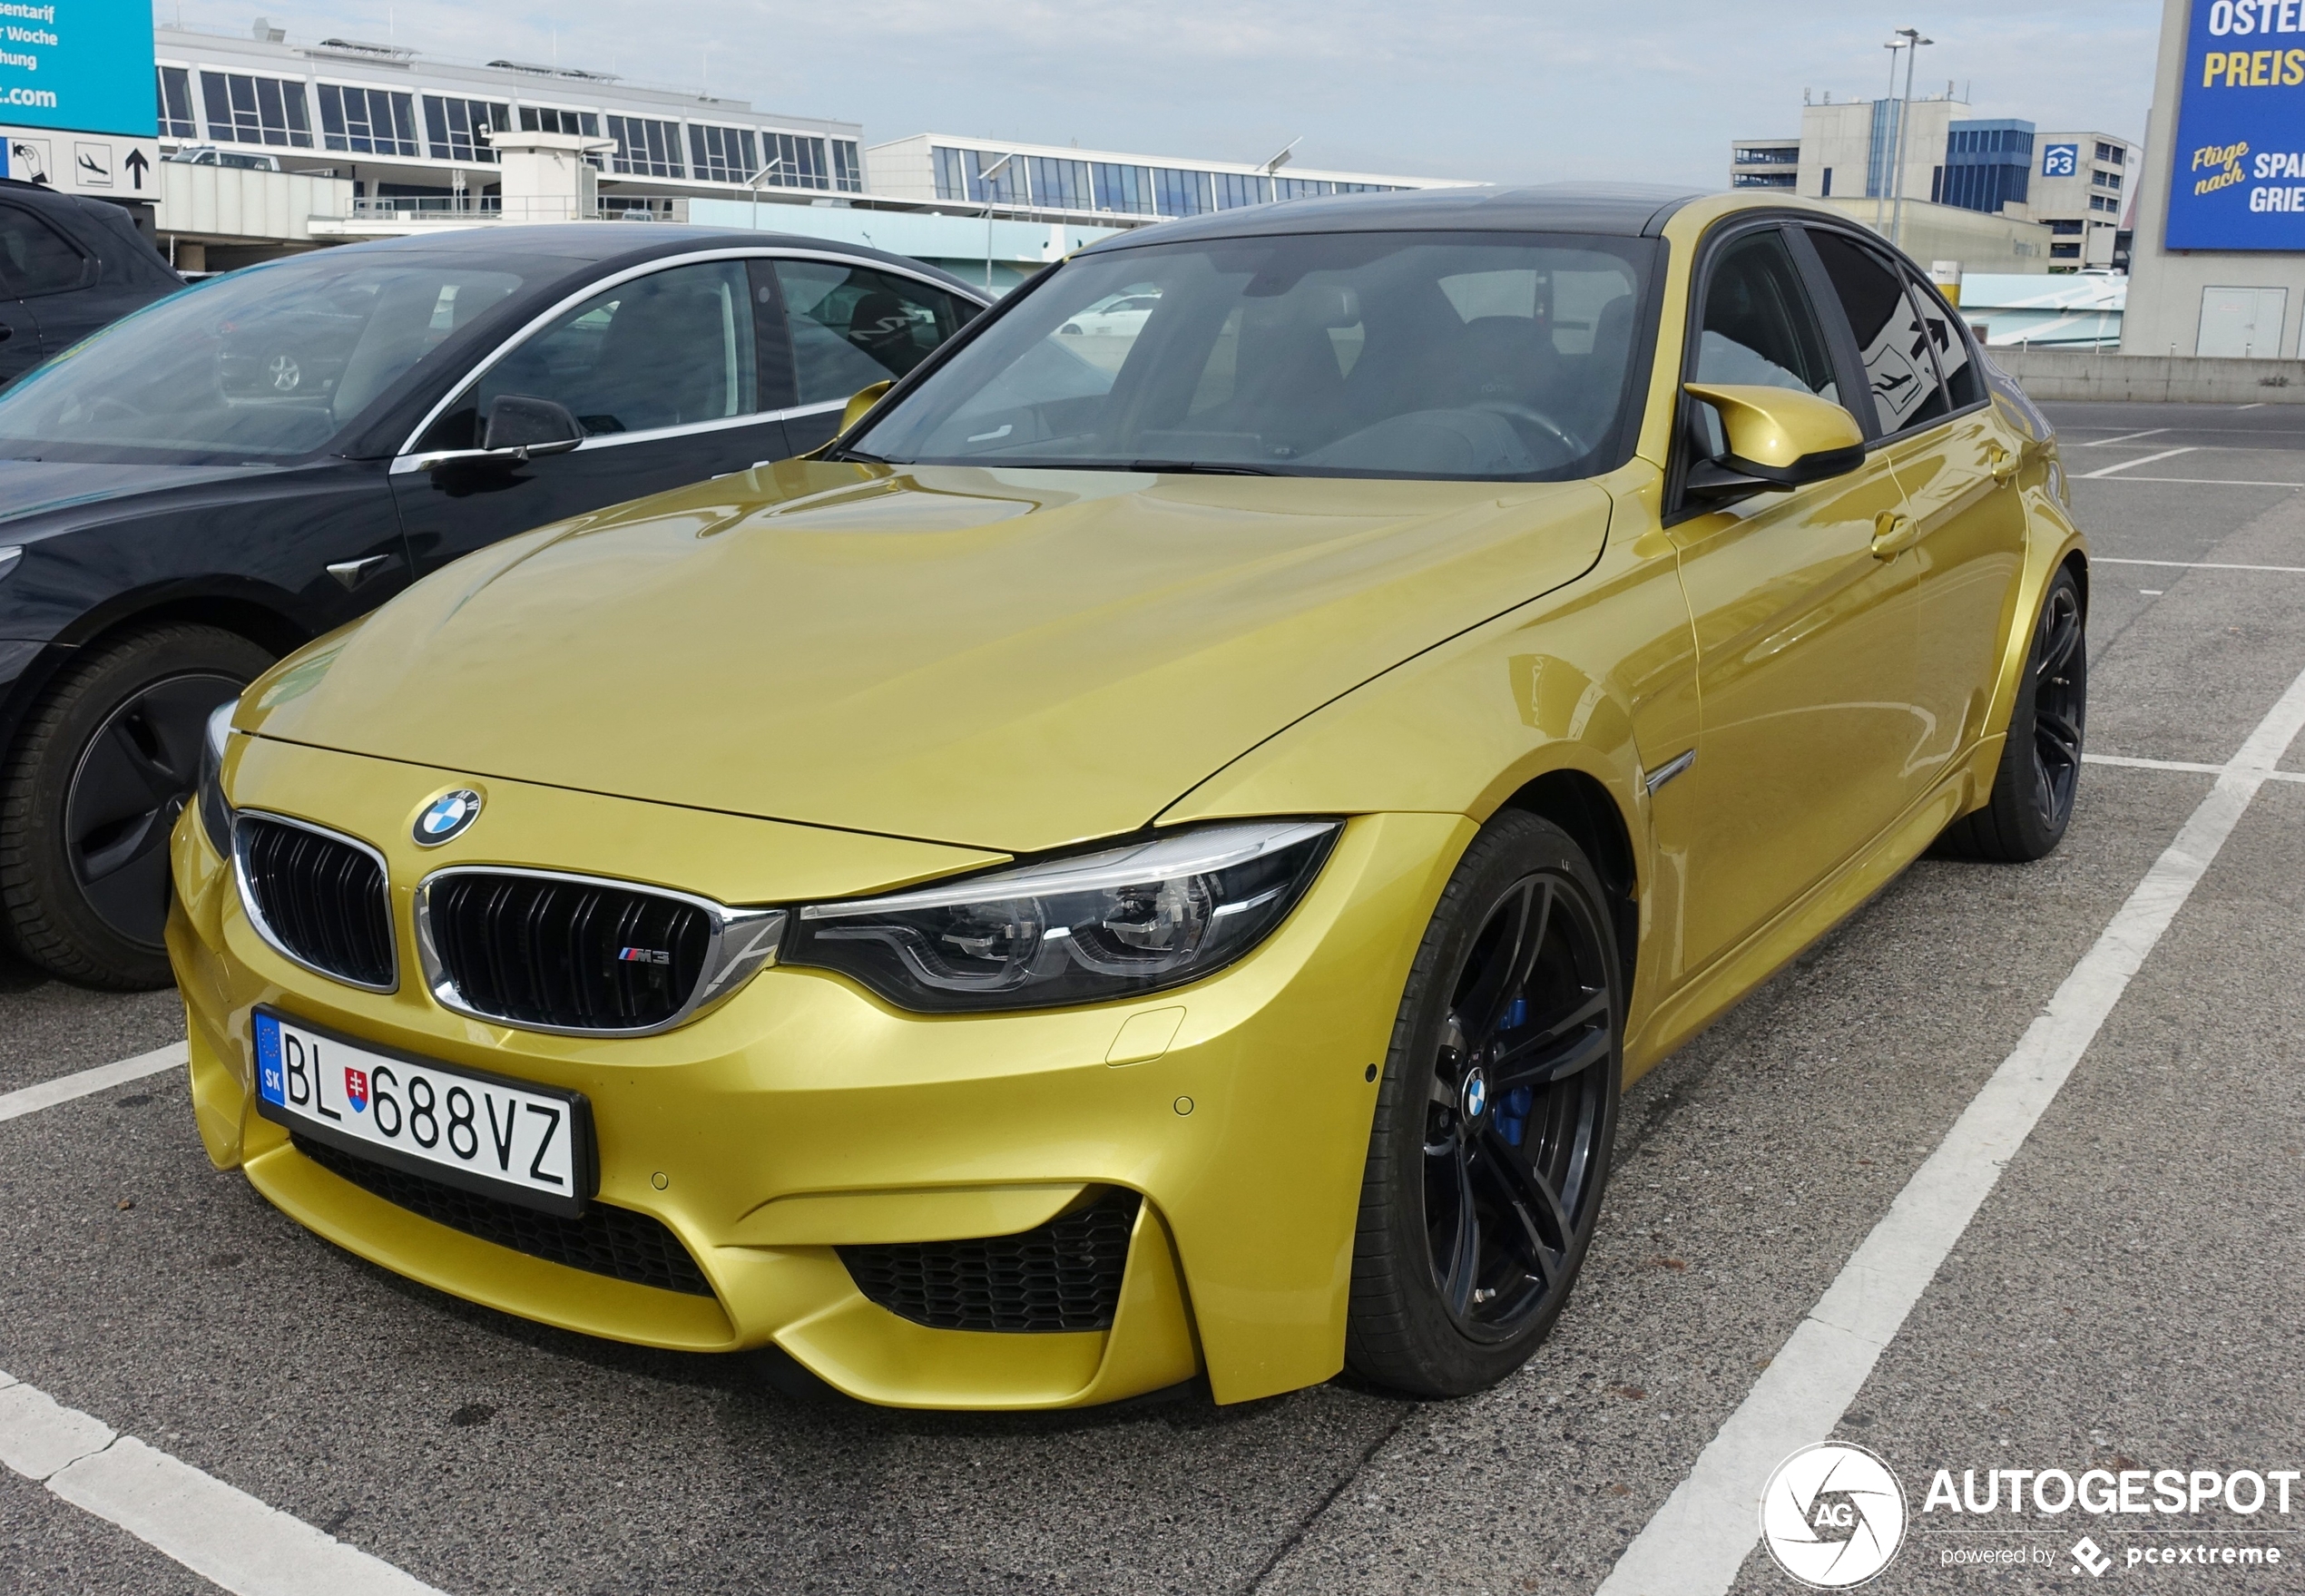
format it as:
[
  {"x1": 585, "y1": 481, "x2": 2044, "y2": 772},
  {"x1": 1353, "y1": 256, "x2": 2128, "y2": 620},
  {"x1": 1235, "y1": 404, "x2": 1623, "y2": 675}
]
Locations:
[
  {"x1": 1345, "y1": 809, "x2": 1623, "y2": 1399},
  {"x1": 1935, "y1": 564, "x2": 2086, "y2": 864},
  {"x1": 1, "y1": 624, "x2": 273, "y2": 988}
]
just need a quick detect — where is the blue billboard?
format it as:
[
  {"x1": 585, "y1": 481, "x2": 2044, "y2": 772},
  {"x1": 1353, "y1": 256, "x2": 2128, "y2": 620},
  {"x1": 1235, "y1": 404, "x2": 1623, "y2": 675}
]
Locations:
[
  {"x1": 2166, "y1": 0, "x2": 2305, "y2": 250},
  {"x1": 0, "y1": 0, "x2": 155, "y2": 138},
  {"x1": 2042, "y1": 142, "x2": 2080, "y2": 178}
]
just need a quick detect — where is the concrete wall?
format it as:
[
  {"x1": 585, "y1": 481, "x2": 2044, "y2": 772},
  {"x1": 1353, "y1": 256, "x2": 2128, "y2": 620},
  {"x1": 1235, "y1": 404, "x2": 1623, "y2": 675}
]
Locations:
[
  {"x1": 2122, "y1": 0, "x2": 2305, "y2": 357},
  {"x1": 1991, "y1": 345, "x2": 2305, "y2": 402},
  {"x1": 1816, "y1": 195, "x2": 2053, "y2": 274}
]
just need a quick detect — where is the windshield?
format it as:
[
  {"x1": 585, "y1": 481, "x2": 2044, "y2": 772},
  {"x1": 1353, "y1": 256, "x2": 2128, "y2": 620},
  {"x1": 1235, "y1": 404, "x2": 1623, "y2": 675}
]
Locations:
[
  {"x1": 853, "y1": 231, "x2": 1656, "y2": 481},
  {"x1": 0, "y1": 255, "x2": 525, "y2": 465}
]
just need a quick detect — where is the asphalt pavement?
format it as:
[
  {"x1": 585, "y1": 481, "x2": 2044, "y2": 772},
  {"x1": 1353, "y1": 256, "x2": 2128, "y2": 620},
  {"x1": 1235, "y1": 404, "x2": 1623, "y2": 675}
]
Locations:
[{"x1": 3, "y1": 400, "x2": 2302, "y2": 1595}]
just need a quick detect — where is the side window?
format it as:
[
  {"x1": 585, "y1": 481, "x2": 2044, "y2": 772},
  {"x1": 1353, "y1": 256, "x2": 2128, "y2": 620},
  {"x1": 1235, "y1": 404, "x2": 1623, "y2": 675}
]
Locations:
[
  {"x1": 1807, "y1": 230, "x2": 1949, "y2": 436},
  {"x1": 775, "y1": 260, "x2": 965, "y2": 406},
  {"x1": 1904, "y1": 270, "x2": 1983, "y2": 411},
  {"x1": 1689, "y1": 229, "x2": 1841, "y2": 455},
  {"x1": 0, "y1": 205, "x2": 90, "y2": 297},
  {"x1": 427, "y1": 260, "x2": 758, "y2": 448}
]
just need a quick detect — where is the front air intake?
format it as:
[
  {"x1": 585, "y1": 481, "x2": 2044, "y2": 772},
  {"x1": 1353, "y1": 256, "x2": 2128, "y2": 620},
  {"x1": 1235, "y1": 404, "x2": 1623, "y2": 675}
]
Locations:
[
  {"x1": 839, "y1": 1189, "x2": 1143, "y2": 1333},
  {"x1": 415, "y1": 868, "x2": 784, "y2": 1037},
  {"x1": 234, "y1": 814, "x2": 396, "y2": 991}
]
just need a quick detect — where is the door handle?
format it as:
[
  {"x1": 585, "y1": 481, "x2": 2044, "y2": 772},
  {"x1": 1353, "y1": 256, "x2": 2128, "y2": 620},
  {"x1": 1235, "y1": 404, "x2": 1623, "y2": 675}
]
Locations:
[
  {"x1": 1870, "y1": 512, "x2": 1918, "y2": 560},
  {"x1": 1986, "y1": 442, "x2": 2021, "y2": 483}
]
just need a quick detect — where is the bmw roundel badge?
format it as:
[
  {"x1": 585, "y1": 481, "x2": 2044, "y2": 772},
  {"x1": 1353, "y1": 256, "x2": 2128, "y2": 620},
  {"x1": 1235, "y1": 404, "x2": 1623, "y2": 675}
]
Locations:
[{"x1": 414, "y1": 789, "x2": 482, "y2": 846}]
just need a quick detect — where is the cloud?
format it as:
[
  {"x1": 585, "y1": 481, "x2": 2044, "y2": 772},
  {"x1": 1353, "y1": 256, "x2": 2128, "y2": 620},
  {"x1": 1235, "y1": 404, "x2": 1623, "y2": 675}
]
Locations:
[{"x1": 165, "y1": 0, "x2": 2163, "y2": 186}]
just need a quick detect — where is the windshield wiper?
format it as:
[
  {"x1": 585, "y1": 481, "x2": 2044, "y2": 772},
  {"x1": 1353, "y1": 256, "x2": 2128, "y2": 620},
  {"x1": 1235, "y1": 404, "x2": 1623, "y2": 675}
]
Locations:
[
  {"x1": 1125, "y1": 460, "x2": 1280, "y2": 475},
  {"x1": 823, "y1": 446, "x2": 888, "y2": 464}
]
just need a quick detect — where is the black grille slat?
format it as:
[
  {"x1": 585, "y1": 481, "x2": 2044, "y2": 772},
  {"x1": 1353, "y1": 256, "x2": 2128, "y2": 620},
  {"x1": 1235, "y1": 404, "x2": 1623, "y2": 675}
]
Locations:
[
  {"x1": 239, "y1": 818, "x2": 394, "y2": 989},
  {"x1": 291, "y1": 1133, "x2": 711, "y2": 1296},
  {"x1": 429, "y1": 873, "x2": 712, "y2": 1032},
  {"x1": 839, "y1": 1190, "x2": 1142, "y2": 1333}
]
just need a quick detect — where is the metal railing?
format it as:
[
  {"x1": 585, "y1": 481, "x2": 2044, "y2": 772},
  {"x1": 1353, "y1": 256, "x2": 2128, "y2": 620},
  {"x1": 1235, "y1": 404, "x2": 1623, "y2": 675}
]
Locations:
[{"x1": 346, "y1": 195, "x2": 688, "y2": 222}]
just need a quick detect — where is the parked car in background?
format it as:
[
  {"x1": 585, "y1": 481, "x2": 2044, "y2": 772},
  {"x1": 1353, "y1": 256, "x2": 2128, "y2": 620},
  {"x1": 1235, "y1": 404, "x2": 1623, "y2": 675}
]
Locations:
[
  {"x1": 0, "y1": 224, "x2": 985, "y2": 987},
  {"x1": 0, "y1": 178, "x2": 181, "y2": 385}
]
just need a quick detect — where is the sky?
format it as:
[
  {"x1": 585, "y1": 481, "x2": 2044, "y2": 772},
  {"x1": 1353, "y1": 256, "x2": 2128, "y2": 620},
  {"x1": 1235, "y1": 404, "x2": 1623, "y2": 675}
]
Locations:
[{"x1": 165, "y1": 0, "x2": 2168, "y2": 186}]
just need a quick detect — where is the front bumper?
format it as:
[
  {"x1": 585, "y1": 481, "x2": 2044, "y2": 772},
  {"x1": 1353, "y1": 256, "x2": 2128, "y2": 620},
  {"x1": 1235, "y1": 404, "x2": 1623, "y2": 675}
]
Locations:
[{"x1": 170, "y1": 737, "x2": 1467, "y2": 1408}]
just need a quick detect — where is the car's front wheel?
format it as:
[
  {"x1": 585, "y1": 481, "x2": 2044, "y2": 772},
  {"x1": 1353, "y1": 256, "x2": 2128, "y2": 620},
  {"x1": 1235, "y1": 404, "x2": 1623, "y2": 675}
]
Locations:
[
  {"x1": 1, "y1": 623, "x2": 272, "y2": 988},
  {"x1": 1346, "y1": 809, "x2": 1623, "y2": 1398}
]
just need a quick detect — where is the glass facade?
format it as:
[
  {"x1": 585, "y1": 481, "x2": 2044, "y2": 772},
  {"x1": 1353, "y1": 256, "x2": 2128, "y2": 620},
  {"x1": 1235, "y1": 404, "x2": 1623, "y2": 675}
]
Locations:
[
  {"x1": 763, "y1": 131, "x2": 831, "y2": 191},
  {"x1": 155, "y1": 66, "x2": 196, "y2": 139},
  {"x1": 608, "y1": 115, "x2": 684, "y2": 178},
  {"x1": 518, "y1": 105, "x2": 601, "y2": 137},
  {"x1": 932, "y1": 145, "x2": 1397, "y2": 217},
  {"x1": 690, "y1": 123, "x2": 759, "y2": 183},
  {"x1": 1939, "y1": 120, "x2": 2033, "y2": 216},
  {"x1": 424, "y1": 96, "x2": 509, "y2": 162},
  {"x1": 319, "y1": 84, "x2": 419, "y2": 156},
  {"x1": 831, "y1": 140, "x2": 862, "y2": 193},
  {"x1": 200, "y1": 71, "x2": 314, "y2": 147}
]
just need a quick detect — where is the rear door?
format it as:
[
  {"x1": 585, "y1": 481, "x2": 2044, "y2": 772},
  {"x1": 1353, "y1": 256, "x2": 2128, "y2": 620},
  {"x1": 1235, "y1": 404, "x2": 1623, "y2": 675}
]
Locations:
[
  {"x1": 770, "y1": 257, "x2": 978, "y2": 455},
  {"x1": 1801, "y1": 228, "x2": 2029, "y2": 787},
  {"x1": 392, "y1": 255, "x2": 794, "y2": 576}
]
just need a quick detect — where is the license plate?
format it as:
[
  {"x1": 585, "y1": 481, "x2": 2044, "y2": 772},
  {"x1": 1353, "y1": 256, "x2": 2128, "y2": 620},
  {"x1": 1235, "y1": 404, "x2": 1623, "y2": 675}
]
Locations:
[{"x1": 251, "y1": 1008, "x2": 594, "y2": 1218}]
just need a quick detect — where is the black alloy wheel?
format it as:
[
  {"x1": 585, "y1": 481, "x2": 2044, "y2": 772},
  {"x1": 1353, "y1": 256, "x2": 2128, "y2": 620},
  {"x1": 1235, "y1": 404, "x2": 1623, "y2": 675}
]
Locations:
[
  {"x1": 1, "y1": 624, "x2": 272, "y2": 987},
  {"x1": 1934, "y1": 563, "x2": 2087, "y2": 864},
  {"x1": 1347, "y1": 810, "x2": 1622, "y2": 1398}
]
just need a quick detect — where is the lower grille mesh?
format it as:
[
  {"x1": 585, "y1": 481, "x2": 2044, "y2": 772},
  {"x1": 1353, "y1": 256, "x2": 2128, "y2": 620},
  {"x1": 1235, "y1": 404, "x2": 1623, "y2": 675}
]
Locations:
[
  {"x1": 293, "y1": 1133, "x2": 712, "y2": 1297},
  {"x1": 839, "y1": 1190, "x2": 1142, "y2": 1333}
]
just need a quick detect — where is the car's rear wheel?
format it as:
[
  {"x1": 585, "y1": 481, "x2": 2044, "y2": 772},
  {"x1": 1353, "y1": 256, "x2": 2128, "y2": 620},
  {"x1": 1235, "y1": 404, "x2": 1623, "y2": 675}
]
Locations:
[
  {"x1": 1, "y1": 624, "x2": 272, "y2": 988},
  {"x1": 1346, "y1": 810, "x2": 1622, "y2": 1398},
  {"x1": 1935, "y1": 564, "x2": 2086, "y2": 864}
]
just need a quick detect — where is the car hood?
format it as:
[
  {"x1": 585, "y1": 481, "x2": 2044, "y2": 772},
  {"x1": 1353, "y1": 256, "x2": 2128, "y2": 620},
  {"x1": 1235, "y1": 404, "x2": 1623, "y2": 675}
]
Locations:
[
  {"x1": 0, "y1": 456, "x2": 277, "y2": 530},
  {"x1": 246, "y1": 460, "x2": 1612, "y2": 853}
]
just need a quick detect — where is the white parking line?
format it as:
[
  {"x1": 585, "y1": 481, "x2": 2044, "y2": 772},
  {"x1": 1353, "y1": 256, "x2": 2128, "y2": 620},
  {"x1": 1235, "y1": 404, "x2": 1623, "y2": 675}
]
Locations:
[
  {"x1": 1595, "y1": 661, "x2": 2305, "y2": 1595},
  {"x1": 0, "y1": 1043, "x2": 188, "y2": 1125},
  {"x1": 2078, "y1": 446, "x2": 2196, "y2": 478},
  {"x1": 2082, "y1": 475, "x2": 2304, "y2": 489},
  {"x1": 2084, "y1": 751, "x2": 2305, "y2": 782},
  {"x1": 2095, "y1": 557, "x2": 2305, "y2": 573},
  {"x1": 0, "y1": 1370, "x2": 446, "y2": 1596},
  {"x1": 2078, "y1": 427, "x2": 2168, "y2": 447}
]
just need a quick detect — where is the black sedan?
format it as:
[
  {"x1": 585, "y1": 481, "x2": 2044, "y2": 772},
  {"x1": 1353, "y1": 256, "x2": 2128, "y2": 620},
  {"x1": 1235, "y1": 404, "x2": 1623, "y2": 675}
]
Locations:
[
  {"x1": 0, "y1": 175, "x2": 182, "y2": 384},
  {"x1": 0, "y1": 223, "x2": 986, "y2": 986}
]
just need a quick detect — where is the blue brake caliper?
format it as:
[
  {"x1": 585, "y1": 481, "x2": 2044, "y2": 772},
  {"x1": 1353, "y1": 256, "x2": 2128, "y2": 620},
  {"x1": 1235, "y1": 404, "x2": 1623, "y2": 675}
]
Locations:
[{"x1": 1495, "y1": 997, "x2": 1535, "y2": 1147}]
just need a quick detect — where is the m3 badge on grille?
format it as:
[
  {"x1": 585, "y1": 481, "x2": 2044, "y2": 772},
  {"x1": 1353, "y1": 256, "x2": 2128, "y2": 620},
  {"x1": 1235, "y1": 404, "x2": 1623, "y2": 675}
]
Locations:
[{"x1": 414, "y1": 788, "x2": 482, "y2": 847}]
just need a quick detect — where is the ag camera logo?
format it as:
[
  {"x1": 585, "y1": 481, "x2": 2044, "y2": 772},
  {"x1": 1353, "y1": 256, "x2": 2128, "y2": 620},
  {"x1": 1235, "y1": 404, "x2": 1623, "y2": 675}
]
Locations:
[{"x1": 1761, "y1": 1443, "x2": 1908, "y2": 1588}]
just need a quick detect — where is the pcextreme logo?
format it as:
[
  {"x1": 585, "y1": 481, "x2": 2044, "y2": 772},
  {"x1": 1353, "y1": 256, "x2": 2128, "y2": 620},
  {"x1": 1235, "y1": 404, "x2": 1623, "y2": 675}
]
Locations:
[{"x1": 1760, "y1": 1444, "x2": 1908, "y2": 1588}]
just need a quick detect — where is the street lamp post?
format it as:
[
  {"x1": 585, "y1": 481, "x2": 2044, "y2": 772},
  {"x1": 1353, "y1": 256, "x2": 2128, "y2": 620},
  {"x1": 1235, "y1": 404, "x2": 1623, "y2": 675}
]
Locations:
[
  {"x1": 978, "y1": 151, "x2": 1018, "y2": 292},
  {"x1": 1888, "y1": 26, "x2": 1934, "y2": 251},
  {"x1": 747, "y1": 155, "x2": 792, "y2": 231},
  {"x1": 1878, "y1": 38, "x2": 1904, "y2": 234}
]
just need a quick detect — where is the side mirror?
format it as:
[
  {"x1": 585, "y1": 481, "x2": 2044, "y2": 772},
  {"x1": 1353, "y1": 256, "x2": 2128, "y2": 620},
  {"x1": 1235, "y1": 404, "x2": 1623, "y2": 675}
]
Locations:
[
  {"x1": 1682, "y1": 382, "x2": 1866, "y2": 500},
  {"x1": 840, "y1": 379, "x2": 893, "y2": 437},
  {"x1": 481, "y1": 394, "x2": 585, "y2": 460}
]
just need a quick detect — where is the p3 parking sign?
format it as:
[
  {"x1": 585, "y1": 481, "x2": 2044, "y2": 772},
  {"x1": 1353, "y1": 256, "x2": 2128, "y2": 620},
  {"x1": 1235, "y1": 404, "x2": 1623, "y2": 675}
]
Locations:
[
  {"x1": 2042, "y1": 143, "x2": 2080, "y2": 178},
  {"x1": 2167, "y1": 0, "x2": 2305, "y2": 250}
]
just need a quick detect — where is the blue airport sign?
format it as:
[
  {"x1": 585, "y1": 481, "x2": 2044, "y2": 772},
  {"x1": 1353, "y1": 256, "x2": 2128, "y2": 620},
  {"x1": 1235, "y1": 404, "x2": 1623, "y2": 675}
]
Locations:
[
  {"x1": 0, "y1": 0, "x2": 156, "y2": 139},
  {"x1": 2167, "y1": 0, "x2": 2305, "y2": 250},
  {"x1": 2042, "y1": 143, "x2": 2080, "y2": 178}
]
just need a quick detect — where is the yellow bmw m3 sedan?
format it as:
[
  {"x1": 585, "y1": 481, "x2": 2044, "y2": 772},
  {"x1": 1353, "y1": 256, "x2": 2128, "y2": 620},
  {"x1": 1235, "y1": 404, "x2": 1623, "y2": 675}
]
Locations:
[{"x1": 169, "y1": 185, "x2": 2086, "y2": 1409}]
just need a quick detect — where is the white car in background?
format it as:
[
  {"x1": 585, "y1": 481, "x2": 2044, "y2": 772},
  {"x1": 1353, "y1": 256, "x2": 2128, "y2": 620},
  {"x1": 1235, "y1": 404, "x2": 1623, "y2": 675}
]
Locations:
[{"x1": 1059, "y1": 289, "x2": 1162, "y2": 338}]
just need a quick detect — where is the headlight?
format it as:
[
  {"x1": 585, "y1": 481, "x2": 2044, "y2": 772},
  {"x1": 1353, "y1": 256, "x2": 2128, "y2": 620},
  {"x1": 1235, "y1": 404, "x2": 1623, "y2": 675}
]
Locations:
[
  {"x1": 786, "y1": 819, "x2": 1339, "y2": 1013},
  {"x1": 196, "y1": 698, "x2": 237, "y2": 858}
]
